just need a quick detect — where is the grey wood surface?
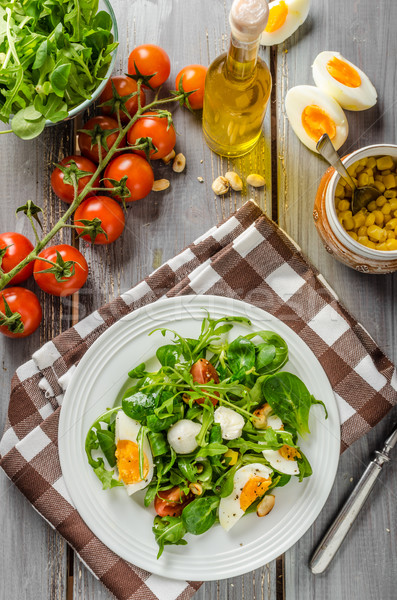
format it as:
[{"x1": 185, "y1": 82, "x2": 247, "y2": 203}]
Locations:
[{"x1": 0, "y1": 1, "x2": 396, "y2": 599}]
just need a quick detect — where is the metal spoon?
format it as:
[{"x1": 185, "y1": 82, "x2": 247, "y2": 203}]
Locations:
[{"x1": 316, "y1": 133, "x2": 380, "y2": 214}]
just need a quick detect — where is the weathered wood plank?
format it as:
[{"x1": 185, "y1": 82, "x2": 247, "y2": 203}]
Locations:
[
  {"x1": 276, "y1": 1, "x2": 397, "y2": 598},
  {"x1": 73, "y1": 0, "x2": 276, "y2": 598},
  {"x1": 0, "y1": 123, "x2": 73, "y2": 600}
]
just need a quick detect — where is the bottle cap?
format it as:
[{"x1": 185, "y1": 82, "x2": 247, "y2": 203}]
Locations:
[{"x1": 229, "y1": 0, "x2": 269, "y2": 43}]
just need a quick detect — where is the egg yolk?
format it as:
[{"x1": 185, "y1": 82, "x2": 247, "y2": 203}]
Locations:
[
  {"x1": 326, "y1": 57, "x2": 361, "y2": 88},
  {"x1": 265, "y1": 0, "x2": 288, "y2": 32},
  {"x1": 301, "y1": 105, "x2": 336, "y2": 141},
  {"x1": 115, "y1": 439, "x2": 149, "y2": 484},
  {"x1": 240, "y1": 476, "x2": 272, "y2": 512},
  {"x1": 279, "y1": 445, "x2": 301, "y2": 460}
]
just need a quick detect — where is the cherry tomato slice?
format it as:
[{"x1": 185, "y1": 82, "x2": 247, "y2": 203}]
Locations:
[
  {"x1": 0, "y1": 287, "x2": 42, "y2": 338},
  {"x1": 190, "y1": 358, "x2": 220, "y2": 406},
  {"x1": 154, "y1": 486, "x2": 193, "y2": 517},
  {"x1": 0, "y1": 232, "x2": 34, "y2": 284}
]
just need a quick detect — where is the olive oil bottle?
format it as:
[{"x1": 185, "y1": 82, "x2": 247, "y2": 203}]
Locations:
[{"x1": 202, "y1": 0, "x2": 272, "y2": 157}]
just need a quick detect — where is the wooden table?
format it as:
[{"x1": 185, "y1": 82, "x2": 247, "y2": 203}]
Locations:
[{"x1": 1, "y1": 1, "x2": 396, "y2": 599}]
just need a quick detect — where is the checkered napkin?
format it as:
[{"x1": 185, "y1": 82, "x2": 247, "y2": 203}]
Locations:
[{"x1": 1, "y1": 200, "x2": 396, "y2": 600}]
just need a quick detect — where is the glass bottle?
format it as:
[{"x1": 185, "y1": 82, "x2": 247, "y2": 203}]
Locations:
[{"x1": 202, "y1": 0, "x2": 272, "y2": 158}]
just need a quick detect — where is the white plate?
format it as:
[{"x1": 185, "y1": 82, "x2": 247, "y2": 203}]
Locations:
[{"x1": 59, "y1": 295, "x2": 340, "y2": 581}]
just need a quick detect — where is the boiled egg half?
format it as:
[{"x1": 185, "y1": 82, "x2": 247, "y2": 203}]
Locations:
[
  {"x1": 115, "y1": 410, "x2": 153, "y2": 495},
  {"x1": 312, "y1": 51, "x2": 377, "y2": 111},
  {"x1": 285, "y1": 85, "x2": 348, "y2": 152},
  {"x1": 260, "y1": 0, "x2": 310, "y2": 46},
  {"x1": 262, "y1": 445, "x2": 301, "y2": 476},
  {"x1": 219, "y1": 463, "x2": 273, "y2": 531}
]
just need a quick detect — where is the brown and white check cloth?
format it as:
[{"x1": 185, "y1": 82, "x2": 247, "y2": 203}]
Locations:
[{"x1": 1, "y1": 200, "x2": 396, "y2": 600}]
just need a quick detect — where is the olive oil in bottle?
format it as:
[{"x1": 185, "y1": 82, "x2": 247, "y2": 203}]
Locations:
[{"x1": 202, "y1": 0, "x2": 272, "y2": 157}]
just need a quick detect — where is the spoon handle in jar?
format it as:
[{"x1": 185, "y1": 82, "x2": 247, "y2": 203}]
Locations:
[{"x1": 316, "y1": 134, "x2": 356, "y2": 190}]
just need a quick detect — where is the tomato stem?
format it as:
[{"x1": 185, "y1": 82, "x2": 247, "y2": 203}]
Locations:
[{"x1": 0, "y1": 84, "x2": 187, "y2": 291}]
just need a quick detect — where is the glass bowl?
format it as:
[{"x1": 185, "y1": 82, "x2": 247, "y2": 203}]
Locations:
[{"x1": 45, "y1": 0, "x2": 119, "y2": 126}]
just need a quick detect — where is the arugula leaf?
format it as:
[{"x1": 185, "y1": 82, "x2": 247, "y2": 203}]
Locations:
[
  {"x1": 227, "y1": 336, "x2": 256, "y2": 381},
  {"x1": 152, "y1": 516, "x2": 187, "y2": 559},
  {"x1": 122, "y1": 391, "x2": 157, "y2": 423},
  {"x1": 96, "y1": 429, "x2": 117, "y2": 467},
  {"x1": 263, "y1": 372, "x2": 327, "y2": 437}
]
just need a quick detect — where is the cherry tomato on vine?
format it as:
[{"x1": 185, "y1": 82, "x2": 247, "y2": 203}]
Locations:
[
  {"x1": 175, "y1": 65, "x2": 208, "y2": 110},
  {"x1": 51, "y1": 155, "x2": 100, "y2": 204},
  {"x1": 0, "y1": 287, "x2": 42, "y2": 338},
  {"x1": 128, "y1": 44, "x2": 171, "y2": 89},
  {"x1": 154, "y1": 486, "x2": 193, "y2": 517},
  {"x1": 33, "y1": 245, "x2": 88, "y2": 297},
  {"x1": 78, "y1": 116, "x2": 125, "y2": 164},
  {"x1": 0, "y1": 232, "x2": 34, "y2": 284},
  {"x1": 100, "y1": 75, "x2": 146, "y2": 124},
  {"x1": 190, "y1": 358, "x2": 220, "y2": 406},
  {"x1": 104, "y1": 153, "x2": 154, "y2": 202},
  {"x1": 127, "y1": 112, "x2": 176, "y2": 160},
  {"x1": 74, "y1": 196, "x2": 125, "y2": 245}
]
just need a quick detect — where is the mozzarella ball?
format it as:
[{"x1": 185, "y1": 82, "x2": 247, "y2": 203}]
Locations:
[
  {"x1": 312, "y1": 51, "x2": 377, "y2": 111},
  {"x1": 115, "y1": 411, "x2": 153, "y2": 495},
  {"x1": 262, "y1": 446, "x2": 301, "y2": 475},
  {"x1": 219, "y1": 463, "x2": 273, "y2": 531},
  {"x1": 285, "y1": 85, "x2": 348, "y2": 152},
  {"x1": 267, "y1": 413, "x2": 283, "y2": 430},
  {"x1": 167, "y1": 419, "x2": 201, "y2": 454},
  {"x1": 260, "y1": 0, "x2": 310, "y2": 46},
  {"x1": 214, "y1": 406, "x2": 245, "y2": 440}
]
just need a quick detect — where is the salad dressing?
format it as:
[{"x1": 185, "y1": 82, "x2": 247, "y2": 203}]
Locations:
[{"x1": 202, "y1": 0, "x2": 272, "y2": 157}]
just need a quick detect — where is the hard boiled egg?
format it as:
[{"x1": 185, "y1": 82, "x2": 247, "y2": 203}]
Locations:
[
  {"x1": 219, "y1": 463, "x2": 273, "y2": 531},
  {"x1": 267, "y1": 413, "x2": 283, "y2": 430},
  {"x1": 285, "y1": 85, "x2": 348, "y2": 152},
  {"x1": 262, "y1": 445, "x2": 301, "y2": 475},
  {"x1": 167, "y1": 419, "x2": 201, "y2": 454},
  {"x1": 312, "y1": 51, "x2": 377, "y2": 111},
  {"x1": 115, "y1": 410, "x2": 153, "y2": 495},
  {"x1": 260, "y1": 0, "x2": 310, "y2": 46}
]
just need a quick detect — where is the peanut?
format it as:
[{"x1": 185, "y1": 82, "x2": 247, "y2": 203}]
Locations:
[
  {"x1": 247, "y1": 173, "x2": 266, "y2": 188},
  {"x1": 173, "y1": 153, "x2": 186, "y2": 173},
  {"x1": 161, "y1": 149, "x2": 176, "y2": 164},
  {"x1": 257, "y1": 494, "x2": 275, "y2": 517},
  {"x1": 212, "y1": 176, "x2": 229, "y2": 195},
  {"x1": 152, "y1": 179, "x2": 170, "y2": 192},
  {"x1": 224, "y1": 171, "x2": 243, "y2": 191}
]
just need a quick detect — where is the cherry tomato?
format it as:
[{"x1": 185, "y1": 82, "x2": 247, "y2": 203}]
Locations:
[
  {"x1": 0, "y1": 232, "x2": 34, "y2": 284},
  {"x1": 74, "y1": 196, "x2": 125, "y2": 245},
  {"x1": 175, "y1": 65, "x2": 208, "y2": 110},
  {"x1": 127, "y1": 112, "x2": 176, "y2": 160},
  {"x1": 104, "y1": 153, "x2": 154, "y2": 202},
  {"x1": 51, "y1": 155, "x2": 100, "y2": 204},
  {"x1": 100, "y1": 75, "x2": 146, "y2": 124},
  {"x1": 33, "y1": 245, "x2": 88, "y2": 297},
  {"x1": 154, "y1": 487, "x2": 193, "y2": 517},
  {"x1": 128, "y1": 44, "x2": 171, "y2": 89},
  {"x1": 190, "y1": 358, "x2": 220, "y2": 406},
  {"x1": 0, "y1": 287, "x2": 42, "y2": 338},
  {"x1": 78, "y1": 116, "x2": 126, "y2": 164}
]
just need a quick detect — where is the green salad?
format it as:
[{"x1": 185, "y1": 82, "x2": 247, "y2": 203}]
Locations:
[
  {"x1": 86, "y1": 314, "x2": 327, "y2": 558},
  {"x1": 0, "y1": 0, "x2": 117, "y2": 139}
]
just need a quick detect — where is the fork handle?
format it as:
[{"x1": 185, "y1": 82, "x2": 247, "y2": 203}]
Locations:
[{"x1": 316, "y1": 134, "x2": 356, "y2": 190}]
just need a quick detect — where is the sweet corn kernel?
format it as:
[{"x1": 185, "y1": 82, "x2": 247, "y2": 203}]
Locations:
[
  {"x1": 351, "y1": 177, "x2": 358, "y2": 187},
  {"x1": 347, "y1": 165, "x2": 357, "y2": 176},
  {"x1": 376, "y1": 156, "x2": 394, "y2": 170},
  {"x1": 367, "y1": 200, "x2": 377, "y2": 212},
  {"x1": 387, "y1": 231, "x2": 396, "y2": 239},
  {"x1": 381, "y1": 169, "x2": 391, "y2": 176},
  {"x1": 368, "y1": 176, "x2": 375, "y2": 184},
  {"x1": 367, "y1": 224, "x2": 387, "y2": 242},
  {"x1": 353, "y1": 212, "x2": 366, "y2": 228},
  {"x1": 367, "y1": 157, "x2": 376, "y2": 169},
  {"x1": 365, "y1": 213, "x2": 376, "y2": 226},
  {"x1": 374, "y1": 175, "x2": 383, "y2": 182},
  {"x1": 339, "y1": 210, "x2": 353, "y2": 219},
  {"x1": 386, "y1": 238, "x2": 397, "y2": 250},
  {"x1": 385, "y1": 218, "x2": 397, "y2": 230},
  {"x1": 365, "y1": 168, "x2": 373, "y2": 177},
  {"x1": 357, "y1": 173, "x2": 369, "y2": 186},
  {"x1": 348, "y1": 231, "x2": 358, "y2": 241},
  {"x1": 383, "y1": 173, "x2": 396, "y2": 189},
  {"x1": 377, "y1": 243, "x2": 388, "y2": 251},
  {"x1": 343, "y1": 216, "x2": 355, "y2": 230},
  {"x1": 389, "y1": 199, "x2": 397, "y2": 210},
  {"x1": 355, "y1": 165, "x2": 364, "y2": 175},
  {"x1": 358, "y1": 236, "x2": 369, "y2": 245},
  {"x1": 372, "y1": 210, "x2": 384, "y2": 225},
  {"x1": 376, "y1": 195, "x2": 387, "y2": 207},
  {"x1": 335, "y1": 184, "x2": 345, "y2": 198},
  {"x1": 357, "y1": 226, "x2": 367, "y2": 237},
  {"x1": 381, "y1": 203, "x2": 392, "y2": 215},
  {"x1": 373, "y1": 180, "x2": 386, "y2": 193},
  {"x1": 359, "y1": 158, "x2": 368, "y2": 166},
  {"x1": 384, "y1": 190, "x2": 397, "y2": 198},
  {"x1": 338, "y1": 200, "x2": 350, "y2": 211},
  {"x1": 384, "y1": 214, "x2": 392, "y2": 224},
  {"x1": 366, "y1": 241, "x2": 377, "y2": 249}
]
